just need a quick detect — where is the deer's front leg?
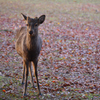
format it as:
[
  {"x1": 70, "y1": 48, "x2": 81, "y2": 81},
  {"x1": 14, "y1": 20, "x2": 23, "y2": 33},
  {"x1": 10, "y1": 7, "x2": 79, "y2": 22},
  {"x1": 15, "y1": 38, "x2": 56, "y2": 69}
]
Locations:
[{"x1": 23, "y1": 60, "x2": 29, "y2": 96}]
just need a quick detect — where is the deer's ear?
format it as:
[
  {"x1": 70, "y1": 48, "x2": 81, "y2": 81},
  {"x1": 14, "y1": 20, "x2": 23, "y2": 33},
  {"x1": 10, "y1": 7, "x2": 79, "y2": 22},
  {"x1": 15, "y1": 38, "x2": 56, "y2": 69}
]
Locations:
[
  {"x1": 21, "y1": 13, "x2": 27, "y2": 20},
  {"x1": 38, "y1": 15, "x2": 45, "y2": 24}
]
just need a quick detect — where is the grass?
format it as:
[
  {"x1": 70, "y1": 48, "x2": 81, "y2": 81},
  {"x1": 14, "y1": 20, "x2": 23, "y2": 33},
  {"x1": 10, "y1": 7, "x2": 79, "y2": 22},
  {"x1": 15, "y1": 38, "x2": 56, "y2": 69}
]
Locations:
[
  {"x1": 0, "y1": 0, "x2": 100, "y2": 23},
  {"x1": 0, "y1": 0, "x2": 100, "y2": 99}
]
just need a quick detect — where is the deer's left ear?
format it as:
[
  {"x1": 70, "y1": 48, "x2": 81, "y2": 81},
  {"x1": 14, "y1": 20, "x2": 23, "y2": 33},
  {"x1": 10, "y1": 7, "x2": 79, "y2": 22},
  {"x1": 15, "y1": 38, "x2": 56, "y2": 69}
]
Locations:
[{"x1": 38, "y1": 15, "x2": 46, "y2": 24}]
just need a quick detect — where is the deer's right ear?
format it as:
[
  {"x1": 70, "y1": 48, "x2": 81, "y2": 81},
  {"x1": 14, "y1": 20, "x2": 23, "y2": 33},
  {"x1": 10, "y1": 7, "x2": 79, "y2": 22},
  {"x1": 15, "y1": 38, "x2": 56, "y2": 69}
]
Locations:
[{"x1": 21, "y1": 13, "x2": 27, "y2": 20}]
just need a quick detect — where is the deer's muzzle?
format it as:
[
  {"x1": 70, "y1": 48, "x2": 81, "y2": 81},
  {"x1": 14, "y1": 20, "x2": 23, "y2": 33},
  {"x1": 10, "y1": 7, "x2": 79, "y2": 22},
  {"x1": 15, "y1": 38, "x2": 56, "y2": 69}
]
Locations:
[{"x1": 29, "y1": 31, "x2": 33, "y2": 35}]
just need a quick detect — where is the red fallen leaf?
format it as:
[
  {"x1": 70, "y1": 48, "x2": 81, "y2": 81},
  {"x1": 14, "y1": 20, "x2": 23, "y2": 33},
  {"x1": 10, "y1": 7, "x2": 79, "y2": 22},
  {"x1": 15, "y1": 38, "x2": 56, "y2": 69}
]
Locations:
[
  {"x1": 28, "y1": 81, "x2": 31, "y2": 84},
  {"x1": 89, "y1": 84, "x2": 94, "y2": 89},
  {"x1": 21, "y1": 96, "x2": 23, "y2": 98},
  {"x1": 54, "y1": 66, "x2": 59, "y2": 69},
  {"x1": 72, "y1": 35, "x2": 74, "y2": 38},
  {"x1": 63, "y1": 57, "x2": 66, "y2": 59},
  {"x1": 59, "y1": 40, "x2": 62, "y2": 42},
  {"x1": 40, "y1": 84, "x2": 42, "y2": 87},
  {"x1": 34, "y1": 80, "x2": 36, "y2": 83},
  {"x1": 13, "y1": 73, "x2": 18, "y2": 76},
  {"x1": 62, "y1": 82, "x2": 70, "y2": 87},
  {"x1": 74, "y1": 89, "x2": 79, "y2": 91},
  {"x1": 4, "y1": 52, "x2": 7, "y2": 55},
  {"x1": 86, "y1": 62, "x2": 89, "y2": 66},
  {"x1": 88, "y1": 51, "x2": 92, "y2": 54},
  {"x1": 54, "y1": 88, "x2": 62, "y2": 91},
  {"x1": 5, "y1": 73, "x2": 11, "y2": 77},
  {"x1": 6, "y1": 60, "x2": 10, "y2": 63},
  {"x1": 9, "y1": 81, "x2": 12, "y2": 85},
  {"x1": 78, "y1": 90, "x2": 82, "y2": 93},
  {"x1": 78, "y1": 76, "x2": 80, "y2": 78},
  {"x1": 74, "y1": 81, "x2": 78, "y2": 84},
  {"x1": 52, "y1": 80, "x2": 56, "y2": 83},
  {"x1": 97, "y1": 61, "x2": 100, "y2": 64},
  {"x1": 57, "y1": 29, "x2": 60, "y2": 31},
  {"x1": 47, "y1": 40, "x2": 49, "y2": 42},
  {"x1": 69, "y1": 81, "x2": 74, "y2": 85},
  {"x1": 79, "y1": 83, "x2": 83, "y2": 86},
  {"x1": 80, "y1": 66, "x2": 83, "y2": 69},
  {"x1": 44, "y1": 83, "x2": 50, "y2": 86},
  {"x1": 6, "y1": 42, "x2": 11, "y2": 46},
  {"x1": 78, "y1": 61, "x2": 81, "y2": 64},
  {"x1": 85, "y1": 83, "x2": 89, "y2": 86},
  {"x1": 86, "y1": 27, "x2": 89, "y2": 30},
  {"x1": 2, "y1": 89, "x2": 6, "y2": 92},
  {"x1": 90, "y1": 90, "x2": 95, "y2": 94},
  {"x1": 85, "y1": 94, "x2": 88, "y2": 96},
  {"x1": 63, "y1": 77, "x2": 67, "y2": 81},
  {"x1": 97, "y1": 66, "x2": 100, "y2": 69},
  {"x1": 54, "y1": 76, "x2": 58, "y2": 79},
  {"x1": 1, "y1": 55, "x2": 4, "y2": 58}
]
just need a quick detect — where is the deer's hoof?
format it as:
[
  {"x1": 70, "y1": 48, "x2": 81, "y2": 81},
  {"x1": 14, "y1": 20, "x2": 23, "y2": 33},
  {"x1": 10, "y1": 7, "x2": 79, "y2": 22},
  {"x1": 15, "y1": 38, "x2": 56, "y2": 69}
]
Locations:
[
  {"x1": 21, "y1": 82, "x2": 24, "y2": 85},
  {"x1": 38, "y1": 93, "x2": 43, "y2": 96},
  {"x1": 32, "y1": 85, "x2": 36, "y2": 88},
  {"x1": 23, "y1": 93, "x2": 27, "y2": 96}
]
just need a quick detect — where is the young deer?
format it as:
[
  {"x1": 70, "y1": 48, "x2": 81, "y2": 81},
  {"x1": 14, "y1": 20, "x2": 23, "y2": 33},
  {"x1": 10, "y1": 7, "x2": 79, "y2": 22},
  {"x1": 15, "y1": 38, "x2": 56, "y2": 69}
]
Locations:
[{"x1": 15, "y1": 13, "x2": 45, "y2": 96}]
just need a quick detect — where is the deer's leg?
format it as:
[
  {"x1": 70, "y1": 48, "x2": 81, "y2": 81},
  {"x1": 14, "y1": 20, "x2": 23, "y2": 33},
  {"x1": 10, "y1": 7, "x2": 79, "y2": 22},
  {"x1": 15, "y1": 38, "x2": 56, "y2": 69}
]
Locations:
[
  {"x1": 22, "y1": 61, "x2": 25, "y2": 85},
  {"x1": 32, "y1": 60, "x2": 41, "y2": 95},
  {"x1": 23, "y1": 60, "x2": 29, "y2": 96},
  {"x1": 29, "y1": 62, "x2": 35, "y2": 88}
]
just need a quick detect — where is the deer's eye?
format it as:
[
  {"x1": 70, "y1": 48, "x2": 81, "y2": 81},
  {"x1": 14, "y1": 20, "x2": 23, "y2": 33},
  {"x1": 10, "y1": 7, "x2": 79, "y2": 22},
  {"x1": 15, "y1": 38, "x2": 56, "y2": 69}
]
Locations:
[
  {"x1": 26, "y1": 24, "x2": 29, "y2": 26},
  {"x1": 35, "y1": 23, "x2": 38, "y2": 26}
]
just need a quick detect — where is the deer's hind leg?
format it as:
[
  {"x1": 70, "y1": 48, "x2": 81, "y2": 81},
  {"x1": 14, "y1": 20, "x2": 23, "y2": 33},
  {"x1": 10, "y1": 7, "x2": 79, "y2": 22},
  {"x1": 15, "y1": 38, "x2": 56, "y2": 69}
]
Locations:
[
  {"x1": 32, "y1": 60, "x2": 41, "y2": 95},
  {"x1": 22, "y1": 60, "x2": 25, "y2": 85}
]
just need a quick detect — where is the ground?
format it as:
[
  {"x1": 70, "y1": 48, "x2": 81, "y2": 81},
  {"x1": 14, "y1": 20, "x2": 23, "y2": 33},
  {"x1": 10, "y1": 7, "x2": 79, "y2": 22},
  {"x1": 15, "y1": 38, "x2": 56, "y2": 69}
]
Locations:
[{"x1": 0, "y1": 0, "x2": 100, "y2": 99}]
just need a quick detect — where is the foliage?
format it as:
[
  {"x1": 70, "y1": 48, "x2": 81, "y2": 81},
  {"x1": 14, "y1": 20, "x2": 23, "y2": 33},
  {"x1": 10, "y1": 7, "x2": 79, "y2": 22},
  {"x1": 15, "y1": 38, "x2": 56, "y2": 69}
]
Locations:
[{"x1": 0, "y1": 0, "x2": 100, "y2": 99}]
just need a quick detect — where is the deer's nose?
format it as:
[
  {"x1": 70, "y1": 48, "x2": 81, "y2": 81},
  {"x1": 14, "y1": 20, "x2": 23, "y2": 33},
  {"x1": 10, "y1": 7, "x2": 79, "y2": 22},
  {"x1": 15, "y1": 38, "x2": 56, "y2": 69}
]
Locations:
[{"x1": 29, "y1": 31, "x2": 33, "y2": 35}]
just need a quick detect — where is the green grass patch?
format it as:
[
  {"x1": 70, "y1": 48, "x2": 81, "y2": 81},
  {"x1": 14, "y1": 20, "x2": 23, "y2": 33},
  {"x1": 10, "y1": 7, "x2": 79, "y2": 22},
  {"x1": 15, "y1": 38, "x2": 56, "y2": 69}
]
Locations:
[{"x1": 0, "y1": 0, "x2": 100, "y2": 23}]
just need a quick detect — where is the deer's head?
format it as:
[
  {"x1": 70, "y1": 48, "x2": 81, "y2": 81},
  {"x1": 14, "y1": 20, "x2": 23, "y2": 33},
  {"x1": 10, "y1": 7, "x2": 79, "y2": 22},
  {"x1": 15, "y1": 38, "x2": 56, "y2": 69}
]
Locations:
[{"x1": 21, "y1": 13, "x2": 45, "y2": 37}]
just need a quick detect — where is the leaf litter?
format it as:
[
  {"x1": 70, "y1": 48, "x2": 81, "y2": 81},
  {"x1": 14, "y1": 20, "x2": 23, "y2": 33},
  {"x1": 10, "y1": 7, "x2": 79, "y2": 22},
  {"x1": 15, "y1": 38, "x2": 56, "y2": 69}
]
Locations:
[{"x1": 0, "y1": 0, "x2": 100, "y2": 99}]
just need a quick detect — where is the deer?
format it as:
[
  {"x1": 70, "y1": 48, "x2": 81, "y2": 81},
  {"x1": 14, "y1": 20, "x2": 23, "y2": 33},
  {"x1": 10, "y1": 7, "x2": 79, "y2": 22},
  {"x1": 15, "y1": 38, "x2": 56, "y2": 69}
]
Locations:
[{"x1": 15, "y1": 13, "x2": 45, "y2": 96}]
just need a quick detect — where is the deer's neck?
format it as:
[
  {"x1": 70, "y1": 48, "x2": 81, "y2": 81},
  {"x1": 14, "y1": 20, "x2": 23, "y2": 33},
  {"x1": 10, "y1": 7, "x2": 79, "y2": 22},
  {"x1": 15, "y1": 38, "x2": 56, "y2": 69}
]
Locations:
[{"x1": 26, "y1": 33, "x2": 38, "y2": 50}]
